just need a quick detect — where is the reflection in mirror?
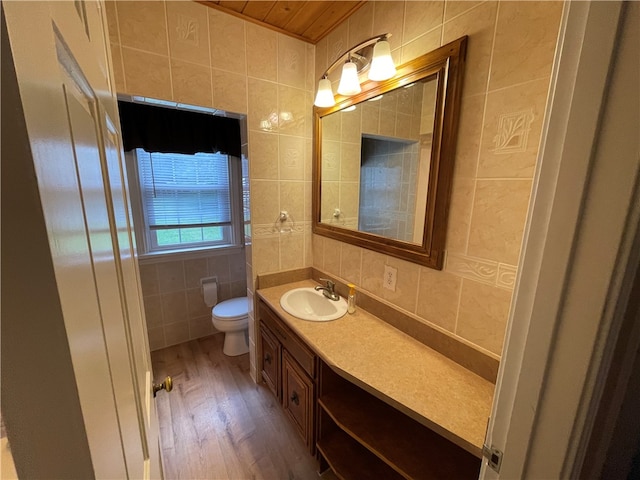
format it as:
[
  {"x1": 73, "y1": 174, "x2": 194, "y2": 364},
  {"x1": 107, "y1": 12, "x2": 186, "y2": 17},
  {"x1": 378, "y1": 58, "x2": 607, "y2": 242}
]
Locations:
[
  {"x1": 313, "y1": 37, "x2": 467, "y2": 269},
  {"x1": 320, "y1": 75, "x2": 438, "y2": 245}
]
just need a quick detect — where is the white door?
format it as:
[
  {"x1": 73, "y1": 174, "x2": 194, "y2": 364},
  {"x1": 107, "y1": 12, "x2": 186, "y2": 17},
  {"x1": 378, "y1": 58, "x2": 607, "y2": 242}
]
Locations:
[
  {"x1": 3, "y1": 1, "x2": 162, "y2": 478},
  {"x1": 481, "y1": 1, "x2": 639, "y2": 478}
]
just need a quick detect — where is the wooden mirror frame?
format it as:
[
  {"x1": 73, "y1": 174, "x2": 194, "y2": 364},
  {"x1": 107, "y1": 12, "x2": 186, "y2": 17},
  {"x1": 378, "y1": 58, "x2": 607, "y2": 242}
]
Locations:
[{"x1": 312, "y1": 36, "x2": 468, "y2": 269}]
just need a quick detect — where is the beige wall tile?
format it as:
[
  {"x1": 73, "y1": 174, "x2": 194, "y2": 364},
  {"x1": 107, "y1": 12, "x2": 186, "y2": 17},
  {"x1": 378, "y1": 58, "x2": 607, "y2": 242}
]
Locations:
[
  {"x1": 325, "y1": 18, "x2": 349, "y2": 66},
  {"x1": 246, "y1": 23, "x2": 277, "y2": 81},
  {"x1": 314, "y1": 37, "x2": 328, "y2": 81},
  {"x1": 229, "y1": 252, "x2": 247, "y2": 282},
  {"x1": 320, "y1": 181, "x2": 339, "y2": 222},
  {"x1": 453, "y1": 93, "x2": 484, "y2": 178},
  {"x1": 207, "y1": 255, "x2": 230, "y2": 283},
  {"x1": 164, "y1": 321, "x2": 189, "y2": 346},
  {"x1": 109, "y1": 43, "x2": 126, "y2": 93},
  {"x1": 280, "y1": 233, "x2": 305, "y2": 271},
  {"x1": 444, "y1": 1, "x2": 485, "y2": 22},
  {"x1": 117, "y1": 1, "x2": 168, "y2": 55},
  {"x1": 278, "y1": 35, "x2": 307, "y2": 89},
  {"x1": 139, "y1": 263, "x2": 159, "y2": 296},
  {"x1": 212, "y1": 69, "x2": 247, "y2": 115},
  {"x1": 489, "y1": 1, "x2": 563, "y2": 91},
  {"x1": 467, "y1": 179, "x2": 532, "y2": 264},
  {"x1": 348, "y1": 1, "x2": 374, "y2": 47},
  {"x1": 189, "y1": 316, "x2": 214, "y2": 338},
  {"x1": 339, "y1": 183, "x2": 360, "y2": 221},
  {"x1": 184, "y1": 258, "x2": 208, "y2": 288},
  {"x1": 340, "y1": 109, "x2": 362, "y2": 144},
  {"x1": 443, "y1": 2, "x2": 497, "y2": 97},
  {"x1": 456, "y1": 279, "x2": 512, "y2": 354},
  {"x1": 445, "y1": 177, "x2": 475, "y2": 253},
  {"x1": 416, "y1": 267, "x2": 462, "y2": 332},
  {"x1": 161, "y1": 291, "x2": 187, "y2": 324},
  {"x1": 147, "y1": 326, "x2": 165, "y2": 351},
  {"x1": 121, "y1": 47, "x2": 171, "y2": 99},
  {"x1": 280, "y1": 182, "x2": 304, "y2": 222},
  {"x1": 361, "y1": 102, "x2": 380, "y2": 134},
  {"x1": 322, "y1": 112, "x2": 342, "y2": 141},
  {"x1": 322, "y1": 237, "x2": 343, "y2": 277},
  {"x1": 105, "y1": 1, "x2": 120, "y2": 44},
  {"x1": 249, "y1": 131, "x2": 279, "y2": 180},
  {"x1": 186, "y1": 288, "x2": 209, "y2": 318},
  {"x1": 170, "y1": 59, "x2": 212, "y2": 107},
  {"x1": 143, "y1": 295, "x2": 163, "y2": 328},
  {"x1": 304, "y1": 230, "x2": 314, "y2": 267},
  {"x1": 250, "y1": 180, "x2": 279, "y2": 225},
  {"x1": 305, "y1": 44, "x2": 316, "y2": 92},
  {"x1": 403, "y1": 2, "x2": 444, "y2": 44},
  {"x1": 445, "y1": 252, "x2": 498, "y2": 285},
  {"x1": 156, "y1": 261, "x2": 185, "y2": 293},
  {"x1": 278, "y1": 86, "x2": 306, "y2": 137},
  {"x1": 312, "y1": 234, "x2": 324, "y2": 270},
  {"x1": 166, "y1": 1, "x2": 210, "y2": 67},
  {"x1": 360, "y1": 249, "x2": 386, "y2": 298},
  {"x1": 279, "y1": 135, "x2": 305, "y2": 181},
  {"x1": 253, "y1": 236, "x2": 280, "y2": 274},
  {"x1": 497, "y1": 263, "x2": 517, "y2": 289},
  {"x1": 382, "y1": 257, "x2": 420, "y2": 312},
  {"x1": 372, "y1": 1, "x2": 406, "y2": 52},
  {"x1": 340, "y1": 142, "x2": 361, "y2": 181},
  {"x1": 340, "y1": 243, "x2": 363, "y2": 285},
  {"x1": 248, "y1": 78, "x2": 278, "y2": 132},
  {"x1": 477, "y1": 77, "x2": 551, "y2": 178},
  {"x1": 208, "y1": 9, "x2": 246, "y2": 75}
]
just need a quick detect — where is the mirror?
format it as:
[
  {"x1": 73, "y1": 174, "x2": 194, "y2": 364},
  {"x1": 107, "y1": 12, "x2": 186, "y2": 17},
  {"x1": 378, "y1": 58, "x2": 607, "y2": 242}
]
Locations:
[{"x1": 313, "y1": 37, "x2": 467, "y2": 269}]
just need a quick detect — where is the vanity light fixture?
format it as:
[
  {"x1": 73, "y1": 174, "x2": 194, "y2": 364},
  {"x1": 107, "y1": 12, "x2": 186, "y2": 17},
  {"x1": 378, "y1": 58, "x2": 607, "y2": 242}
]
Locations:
[
  {"x1": 314, "y1": 33, "x2": 395, "y2": 107},
  {"x1": 314, "y1": 76, "x2": 336, "y2": 107}
]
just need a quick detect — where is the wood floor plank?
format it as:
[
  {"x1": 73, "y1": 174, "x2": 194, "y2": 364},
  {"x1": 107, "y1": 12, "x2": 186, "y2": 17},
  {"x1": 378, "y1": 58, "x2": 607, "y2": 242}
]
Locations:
[{"x1": 151, "y1": 334, "x2": 322, "y2": 480}]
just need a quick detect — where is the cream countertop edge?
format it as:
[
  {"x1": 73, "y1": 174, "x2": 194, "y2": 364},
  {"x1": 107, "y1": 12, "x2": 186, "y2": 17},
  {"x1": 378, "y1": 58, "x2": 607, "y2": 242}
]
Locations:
[{"x1": 256, "y1": 279, "x2": 495, "y2": 458}]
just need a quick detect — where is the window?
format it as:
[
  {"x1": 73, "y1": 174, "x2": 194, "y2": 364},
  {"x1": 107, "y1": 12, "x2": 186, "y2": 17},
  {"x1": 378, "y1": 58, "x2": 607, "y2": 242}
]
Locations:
[{"x1": 129, "y1": 148, "x2": 243, "y2": 254}]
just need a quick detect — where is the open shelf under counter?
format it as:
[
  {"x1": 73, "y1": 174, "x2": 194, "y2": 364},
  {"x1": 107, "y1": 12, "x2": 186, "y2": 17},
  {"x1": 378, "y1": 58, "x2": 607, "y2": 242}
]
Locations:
[
  {"x1": 317, "y1": 429, "x2": 404, "y2": 480},
  {"x1": 317, "y1": 361, "x2": 481, "y2": 479}
]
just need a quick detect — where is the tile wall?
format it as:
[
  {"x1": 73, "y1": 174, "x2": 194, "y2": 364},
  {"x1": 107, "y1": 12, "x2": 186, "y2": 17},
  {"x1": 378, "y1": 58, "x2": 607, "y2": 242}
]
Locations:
[
  {"x1": 107, "y1": 1, "x2": 563, "y2": 366},
  {"x1": 314, "y1": 1, "x2": 563, "y2": 356},
  {"x1": 105, "y1": 1, "x2": 315, "y2": 367},
  {"x1": 139, "y1": 253, "x2": 247, "y2": 350}
]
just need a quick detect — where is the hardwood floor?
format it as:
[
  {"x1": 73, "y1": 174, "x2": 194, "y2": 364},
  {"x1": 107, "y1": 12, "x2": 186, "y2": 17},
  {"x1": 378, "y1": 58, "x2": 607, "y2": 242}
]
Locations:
[{"x1": 151, "y1": 334, "x2": 327, "y2": 480}]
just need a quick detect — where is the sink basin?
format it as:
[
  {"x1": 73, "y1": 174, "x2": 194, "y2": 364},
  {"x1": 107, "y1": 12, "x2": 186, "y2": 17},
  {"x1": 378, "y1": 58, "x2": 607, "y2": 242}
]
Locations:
[{"x1": 280, "y1": 287, "x2": 348, "y2": 322}]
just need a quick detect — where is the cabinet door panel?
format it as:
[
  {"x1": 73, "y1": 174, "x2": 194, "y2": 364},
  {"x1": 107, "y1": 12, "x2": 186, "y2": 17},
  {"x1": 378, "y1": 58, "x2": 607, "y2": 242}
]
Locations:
[
  {"x1": 260, "y1": 322, "x2": 280, "y2": 400},
  {"x1": 283, "y1": 350, "x2": 315, "y2": 453}
]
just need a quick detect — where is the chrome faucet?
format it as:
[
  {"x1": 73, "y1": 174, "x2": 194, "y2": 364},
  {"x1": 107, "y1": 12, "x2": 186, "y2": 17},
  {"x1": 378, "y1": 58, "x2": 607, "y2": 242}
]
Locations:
[{"x1": 315, "y1": 278, "x2": 340, "y2": 301}]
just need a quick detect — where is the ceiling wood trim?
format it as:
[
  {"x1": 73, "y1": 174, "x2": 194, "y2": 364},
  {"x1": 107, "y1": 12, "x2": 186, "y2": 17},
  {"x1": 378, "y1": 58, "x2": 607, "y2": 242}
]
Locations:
[{"x1": 196, "y1": 1, "x2": 367, "y2": 44}]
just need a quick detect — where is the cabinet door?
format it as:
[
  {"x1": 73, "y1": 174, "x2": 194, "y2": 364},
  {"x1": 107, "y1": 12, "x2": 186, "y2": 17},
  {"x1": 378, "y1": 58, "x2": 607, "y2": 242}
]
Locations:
[
  {"x1": 260, "y1": 322, "x2": 280, "y2": 400},
  {"x1": 282, "y1": 350, "x2": 315, "y2": 453}
]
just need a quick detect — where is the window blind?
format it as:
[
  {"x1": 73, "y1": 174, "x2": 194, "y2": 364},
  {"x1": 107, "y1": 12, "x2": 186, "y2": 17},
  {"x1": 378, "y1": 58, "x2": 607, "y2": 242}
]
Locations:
[{"x1": 136, "y1": 149, "x2": 231, "y2": 230}]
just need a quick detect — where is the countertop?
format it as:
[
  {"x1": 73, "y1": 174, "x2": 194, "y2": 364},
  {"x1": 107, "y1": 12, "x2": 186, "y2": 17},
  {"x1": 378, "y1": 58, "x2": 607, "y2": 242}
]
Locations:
[{"x1": 256, "y1": 279, "x2": 495, "y2": 458}]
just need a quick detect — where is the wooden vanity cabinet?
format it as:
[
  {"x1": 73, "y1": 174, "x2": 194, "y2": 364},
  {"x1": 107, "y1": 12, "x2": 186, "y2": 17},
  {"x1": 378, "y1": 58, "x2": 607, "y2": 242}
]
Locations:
[
  {"x1": 258, "y1": 322, "x2": 280, "y2": 400},
  {"x1": 257, "y1": 299, "x2": 317, "y2": 454}
]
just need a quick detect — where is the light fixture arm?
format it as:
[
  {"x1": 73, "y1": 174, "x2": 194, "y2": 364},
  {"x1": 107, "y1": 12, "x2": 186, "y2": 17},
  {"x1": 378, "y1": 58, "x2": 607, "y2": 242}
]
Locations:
[{"x1": 319, "y1": 33, "x2": 391, "y2": 80}]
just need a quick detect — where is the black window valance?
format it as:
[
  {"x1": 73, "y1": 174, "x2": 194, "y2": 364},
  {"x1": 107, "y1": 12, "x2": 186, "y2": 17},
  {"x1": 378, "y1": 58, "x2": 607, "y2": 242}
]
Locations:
[{"x1": 118, "y1": 101, "x2": 241, "y2": 158}]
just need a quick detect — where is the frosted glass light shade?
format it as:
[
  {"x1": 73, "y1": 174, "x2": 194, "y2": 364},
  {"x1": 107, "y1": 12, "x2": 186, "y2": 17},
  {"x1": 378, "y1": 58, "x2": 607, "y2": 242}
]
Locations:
[
  {"x1": 368, "y1": 40, "x2": 396, "y2": 81},
  {"x1": 314, "y1": 78, "x2": 335, "y2": 107},
  {"x1": 337, "y1": 61, "x2": 361, "y2": 96}
]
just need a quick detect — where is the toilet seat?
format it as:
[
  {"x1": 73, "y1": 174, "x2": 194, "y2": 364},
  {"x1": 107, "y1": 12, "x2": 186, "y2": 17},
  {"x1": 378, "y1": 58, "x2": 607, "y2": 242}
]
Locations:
[{"x1": 212, "y1": 297, "x2": 248, "y2": 322}]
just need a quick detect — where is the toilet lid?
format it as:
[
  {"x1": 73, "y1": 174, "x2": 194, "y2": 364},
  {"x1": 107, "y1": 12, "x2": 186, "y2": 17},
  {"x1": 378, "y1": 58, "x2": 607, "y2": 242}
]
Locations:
[{"x1": 212, "y1": 296, "x2": 248, "y2": 321}]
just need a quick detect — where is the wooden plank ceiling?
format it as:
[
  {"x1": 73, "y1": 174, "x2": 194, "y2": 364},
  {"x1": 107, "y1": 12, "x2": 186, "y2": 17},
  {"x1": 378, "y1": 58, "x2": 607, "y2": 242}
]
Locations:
[{"x1": 197, "y1": 1, "x2": 366, "y2": 44}]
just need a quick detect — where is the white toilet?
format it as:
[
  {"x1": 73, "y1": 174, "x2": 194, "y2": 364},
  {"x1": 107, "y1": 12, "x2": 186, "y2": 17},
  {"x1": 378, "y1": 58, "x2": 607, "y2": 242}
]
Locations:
[{"x1": 211, "y1": 296, "x2": 249, "y2": 356}]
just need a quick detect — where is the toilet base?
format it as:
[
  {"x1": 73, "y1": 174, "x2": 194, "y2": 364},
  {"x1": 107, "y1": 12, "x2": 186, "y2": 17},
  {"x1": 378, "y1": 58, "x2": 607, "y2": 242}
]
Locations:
[{"x1": 222, "y1": 330, "x2": 249, "y2": 356}]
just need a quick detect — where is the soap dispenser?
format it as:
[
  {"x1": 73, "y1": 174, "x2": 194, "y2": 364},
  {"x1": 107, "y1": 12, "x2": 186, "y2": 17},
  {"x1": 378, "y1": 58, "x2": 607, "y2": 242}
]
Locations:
[{"x1": 347, "y1": 283, "x2": 356, "y2": 314}]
